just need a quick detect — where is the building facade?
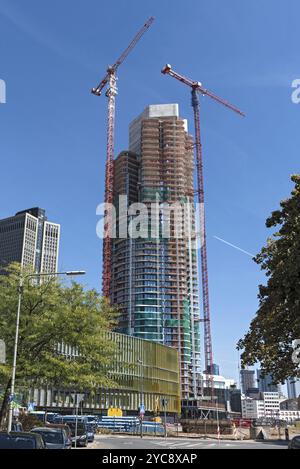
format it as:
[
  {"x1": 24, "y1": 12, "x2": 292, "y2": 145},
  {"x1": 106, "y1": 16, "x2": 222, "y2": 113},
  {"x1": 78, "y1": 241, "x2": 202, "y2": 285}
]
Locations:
[
  {"x1": 286, "y1": 378, "x2": 300, "y2": 399},
  {"x1": 31, "y1": 331, "x2": 181, "y2": 416},
  {"x1": 110, "y1": 104, "x2": 201, "y2": 401},
  {"x1": 0, "y1": 207, "x2": 60, "y2": 273},
  {"x1": 257, "y1": 370, "x2": 281, "y2": 394},
  {"x1": 241, "y1": 392, "x2": 281, "y2": 419},
  {"x1": 279, "y1": 410, "x2": 300, "y2": 422},
  {"x1": 240, "y1": 369, "x2": 255, "y2": 395}
]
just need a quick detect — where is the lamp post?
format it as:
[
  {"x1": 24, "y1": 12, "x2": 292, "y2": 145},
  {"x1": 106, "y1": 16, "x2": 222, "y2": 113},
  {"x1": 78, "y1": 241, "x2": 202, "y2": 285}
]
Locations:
[
  {"x1": 7, "y1": 270, "x2": 86, "y2": 432},
  {"x1": 137, "y1": 359, "x2": 144, "y2": 438},
  {"x1": 216, "y1": 394, "x2": 220, "y2": 445}
]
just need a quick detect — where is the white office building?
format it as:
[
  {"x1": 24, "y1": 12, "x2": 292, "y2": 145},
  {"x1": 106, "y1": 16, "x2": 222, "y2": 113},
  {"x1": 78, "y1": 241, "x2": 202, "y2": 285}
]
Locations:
[
  {"x1": 279, "y1": 410, "x2": 300, "y2": 422},
  {"x1": 242, "y1": 392, "x2": 281, "y2": 419},
  {"x1": 0, "y1": 207, "x2": 60, "y2": 274}
]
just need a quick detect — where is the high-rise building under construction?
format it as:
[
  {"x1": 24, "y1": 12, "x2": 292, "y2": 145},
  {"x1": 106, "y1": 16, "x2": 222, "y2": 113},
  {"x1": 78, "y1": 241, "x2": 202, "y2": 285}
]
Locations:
[{"x1": 111, "y1": 104, "x2": 201, "y2": 400}]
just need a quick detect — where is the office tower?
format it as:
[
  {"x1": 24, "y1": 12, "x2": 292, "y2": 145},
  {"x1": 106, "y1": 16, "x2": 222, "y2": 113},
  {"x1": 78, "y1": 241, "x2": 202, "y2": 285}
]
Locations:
[
  {"x1": 0, "y1": 207, "x2": 60, "y2": 273},
  {"x1": 257, "y1": 370, "x2": 281, "y2": 394},
  {"x1": 287, "y1": 378, "x2": 300, "y2": 399},
  {"x1": 111, "y1": 104, "x2": 201, "y2": 400},
  {"x1": 206, "y1": 363, "x2": 220, "y2": 376},
  {"x1": 240, "y1": 369, "x2": 255, "y2": 395},
  {"x1": 230, "y1": 389, "x2": 242, "y2": 413}
]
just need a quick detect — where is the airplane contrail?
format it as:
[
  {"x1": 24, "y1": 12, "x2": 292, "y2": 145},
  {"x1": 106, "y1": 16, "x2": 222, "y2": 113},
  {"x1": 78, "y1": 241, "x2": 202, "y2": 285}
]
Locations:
[{"x1": 214, "y1": 236, "x2": 254, "y2": 257}]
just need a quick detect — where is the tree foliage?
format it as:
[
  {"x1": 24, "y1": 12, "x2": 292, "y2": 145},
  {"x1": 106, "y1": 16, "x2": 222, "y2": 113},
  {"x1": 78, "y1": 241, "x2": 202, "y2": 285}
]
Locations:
[
  {"x1": 0, "y1": 264, "x2": 118, "y2": 394},
  {"x1": 238, "y1": 175, "x2": 300, "y2": 382}
]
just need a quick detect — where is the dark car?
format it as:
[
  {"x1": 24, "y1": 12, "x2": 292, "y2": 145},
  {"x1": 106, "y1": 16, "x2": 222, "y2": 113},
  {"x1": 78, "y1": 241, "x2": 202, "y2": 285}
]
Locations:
[
  {"x1": 67, "y1": 422, "x2": 88, "y2": 447},
  {"x1": 86, "y1": 423, "x2": 95, "y2": 443},
  {"x1": 31, "y1": 427, "x2": 72, "y2": 450},
  {"x1": 45, "y1": 423, "x2": 72, "y2": 440},
  {"x1": 288, "y1": 435, "x2": 300, "y2": 449},
  {"x1": 0, "y1": 431, "x2": 45, "y2": 449}
]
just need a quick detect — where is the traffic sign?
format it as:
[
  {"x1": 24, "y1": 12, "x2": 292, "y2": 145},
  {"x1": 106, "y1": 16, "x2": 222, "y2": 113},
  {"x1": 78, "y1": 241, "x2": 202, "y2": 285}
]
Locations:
[
  {"x1": 108, "y1": 407, "x2": 123, "y2": 417},
  {"x1": 139, "y1": 404, "x2": 145, "y2": 415},
  {"x1": 28, "y1": 402, "x2": 35, "y2": 412}
]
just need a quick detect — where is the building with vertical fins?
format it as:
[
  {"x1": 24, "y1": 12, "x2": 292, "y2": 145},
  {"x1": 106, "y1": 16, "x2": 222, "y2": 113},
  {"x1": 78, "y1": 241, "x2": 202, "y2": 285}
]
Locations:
[
  {"x1": 286, "y1": 378, "x2": 300, "y2": 399},
  {"x1": 257, "y1": 370, "x2": 281, "y2": 394},
  {"x1": 0, "y1": 207, "x2": 60, "y2": 273},
  {"x1": 111, "y1": 104, "x2": 202, "y2": 401}
]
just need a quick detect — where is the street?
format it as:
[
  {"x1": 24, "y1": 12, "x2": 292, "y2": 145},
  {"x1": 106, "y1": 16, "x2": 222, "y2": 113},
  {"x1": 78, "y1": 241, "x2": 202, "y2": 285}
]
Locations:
[{"x1": 86, "y1": 434, "x2": 289, "y2": 450}]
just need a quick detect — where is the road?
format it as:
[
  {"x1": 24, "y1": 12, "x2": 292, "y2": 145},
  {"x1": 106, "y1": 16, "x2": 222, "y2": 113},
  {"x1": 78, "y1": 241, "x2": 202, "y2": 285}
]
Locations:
[{"x1": 87, "y1": 434, "x2": 288, "y2": 450}]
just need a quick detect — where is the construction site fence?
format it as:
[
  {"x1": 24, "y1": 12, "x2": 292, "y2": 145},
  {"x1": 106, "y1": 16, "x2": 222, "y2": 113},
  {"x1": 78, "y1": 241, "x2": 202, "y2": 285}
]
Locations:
[{"x1": 181, "y1": 419, "x2": 233, "y2": 435}]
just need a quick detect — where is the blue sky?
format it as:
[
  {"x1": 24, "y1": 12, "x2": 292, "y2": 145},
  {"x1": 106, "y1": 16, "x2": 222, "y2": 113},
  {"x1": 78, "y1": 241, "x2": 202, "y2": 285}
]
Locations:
[{"x1": 1, "y1": 0, "x2": 299, "y2": 383}]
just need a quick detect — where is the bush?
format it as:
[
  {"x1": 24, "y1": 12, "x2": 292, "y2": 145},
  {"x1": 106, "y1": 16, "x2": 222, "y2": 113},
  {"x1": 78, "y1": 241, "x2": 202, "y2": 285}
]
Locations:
[
  {"x1": 96, "y1": 427, "x2": 112, "y2": 435},
  {"x1": 18, "y1": 414, "x2": 44, "y2": 432}
]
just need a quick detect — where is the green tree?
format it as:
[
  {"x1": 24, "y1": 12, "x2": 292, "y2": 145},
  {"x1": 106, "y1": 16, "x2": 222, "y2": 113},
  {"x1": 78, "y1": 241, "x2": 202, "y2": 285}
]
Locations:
[
  {"x1": 0, "y1": 264, "x2": 118, "y2": 427},
  {"x1": 238, "y1": 175, "x2": 300, "y2": 382}
]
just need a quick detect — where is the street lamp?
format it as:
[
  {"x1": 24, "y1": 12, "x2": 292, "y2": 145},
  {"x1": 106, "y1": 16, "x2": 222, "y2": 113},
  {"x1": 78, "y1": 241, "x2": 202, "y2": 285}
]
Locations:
[
  {"x1": 137, "y1": 359, "x2": 144, "y2": 438},
  {"x1": 7, "y1": 269, "x2": 86, "y2": 432}
]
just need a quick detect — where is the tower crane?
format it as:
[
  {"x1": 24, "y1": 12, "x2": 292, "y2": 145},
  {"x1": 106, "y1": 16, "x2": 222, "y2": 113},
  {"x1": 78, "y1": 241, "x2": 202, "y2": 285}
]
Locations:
[
  {"x1": 91, "y1": 17, "x2": 154, "y2": 297},
  {"x1": 161, "y1": 64, "x2": 245, "y2": 399}
]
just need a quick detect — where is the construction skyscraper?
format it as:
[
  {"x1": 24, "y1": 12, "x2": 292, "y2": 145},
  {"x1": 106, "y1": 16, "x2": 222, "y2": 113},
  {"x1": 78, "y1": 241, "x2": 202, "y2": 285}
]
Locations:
[{"x1": 110, "y1": 104, "x2": 201, "y2": 400}]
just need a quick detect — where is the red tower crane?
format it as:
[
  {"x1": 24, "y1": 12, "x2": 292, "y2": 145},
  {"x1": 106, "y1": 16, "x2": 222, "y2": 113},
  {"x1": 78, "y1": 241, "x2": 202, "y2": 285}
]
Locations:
[
  {"x1": 91, "y1": 17, "x2": 155, "y2": 297},
  {"x1": 161, "y1": 64, "x2": 245, "y2": 397}
]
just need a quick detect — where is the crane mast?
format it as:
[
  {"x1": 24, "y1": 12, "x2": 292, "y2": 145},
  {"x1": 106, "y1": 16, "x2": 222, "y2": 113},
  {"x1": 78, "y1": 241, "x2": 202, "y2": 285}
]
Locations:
[
  {"x1": 191, "y1": 88, "x2": 213, "y2": 376},
  {"x1": 92, "y1": 17, "x2": 154, "y2": 297},
  {"x1": 162, "y1": 64, "x2": 244, "y2": 400}
]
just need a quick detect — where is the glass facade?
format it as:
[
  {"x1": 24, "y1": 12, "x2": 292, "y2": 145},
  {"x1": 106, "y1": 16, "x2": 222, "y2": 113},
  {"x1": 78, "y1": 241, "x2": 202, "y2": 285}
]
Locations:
[
  {"x1": 31, "y1": 331, "x2": 181, "y2": 415},
  {"x1": 111, "y1": 106, "x2": 202, "y2": 401}
]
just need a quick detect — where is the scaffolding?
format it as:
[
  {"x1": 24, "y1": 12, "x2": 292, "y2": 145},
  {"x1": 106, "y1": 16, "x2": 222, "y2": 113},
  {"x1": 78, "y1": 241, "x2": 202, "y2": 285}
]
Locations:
[{"x1": 111, "y1": 112, "x2": 201, "y2": 400}]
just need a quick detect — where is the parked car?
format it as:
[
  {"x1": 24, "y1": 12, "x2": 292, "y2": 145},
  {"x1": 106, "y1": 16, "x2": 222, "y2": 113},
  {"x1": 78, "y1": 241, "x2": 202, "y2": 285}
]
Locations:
[
  {"x1": 45, "y1": 423, "x2": 72, "y2": 440},
  {"x1": 86, "y1": 423, "x2": 95, "y2": 443},
  {"x1": 85, "y1": 415, "x2": 99, "y2": 425},
  {"x1": 31, "y1": 427, "x2": 72, "y2": 449},
  {"x1": 53, "y1": 415, "x2": 88, "y2": 446},
  {"x1": 0, "y1": 431, "x2": 45, "y2": 449},
  {"x1": 29, "y1": 411, "x2": 60, "y2": 423},
  {"x1": 68, "y1": 422, "x2": 88, "y2": 447},
  {"x1": 54, "y1": 414, "x2": 88, "y2": 424},
  {"x1": 288, "y1": 435, "x2": 300, "y2": 449}
]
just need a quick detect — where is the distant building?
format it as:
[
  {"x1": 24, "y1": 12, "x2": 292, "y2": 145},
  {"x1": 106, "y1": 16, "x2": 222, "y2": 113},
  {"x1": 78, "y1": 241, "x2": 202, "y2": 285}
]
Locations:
[
  {"x1": 279, "y1": 410, "x2": 300, "y2": 422},
  {"x1": 229, "y1": 389, "x2": 242, "y2": 414},
  {"x1": 206, "y1": 364, "x2": 220, "y2": 376},
  {"x1": 241, "y1": 397, "x2": 264, "y2": 420},
  {"x1": 257, "y1": 370, "x2": 281, "y2": 394},
  {"x1": 241, "y1": 392, "x2": 280, "y2": 420},
  {"x1": 280, "y1": 398, "x2": 300, "y2": 411},
  {"x1": 0, "y1": 207, "x2": 60, "y2": 273},
  {"x1": 201, "y1": 373, "x2": 235, "y2": 408},
  {"x1": 246, "y1": 387, "x2": 260, "y2": 399},
  {"x1": 287, "y1": 378, "x2": 300, "y2": 399},
  {"x1": 242, "y1": 391, "x2": 300, "y2": 422},
  {"x1": 240, "y1": 369, "x2": 255, "y2": 395}
]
